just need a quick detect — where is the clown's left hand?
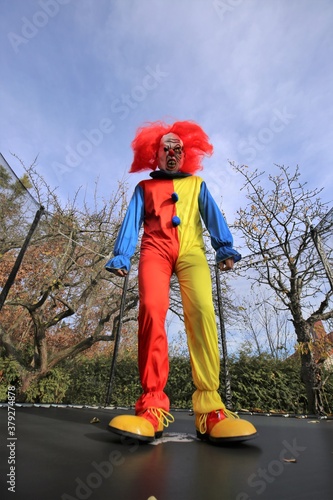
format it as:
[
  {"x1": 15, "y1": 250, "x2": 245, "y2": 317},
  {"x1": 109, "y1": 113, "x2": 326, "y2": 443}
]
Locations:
[{"x1": 218, "y1": 258, "x2": 234, "y2": 272}]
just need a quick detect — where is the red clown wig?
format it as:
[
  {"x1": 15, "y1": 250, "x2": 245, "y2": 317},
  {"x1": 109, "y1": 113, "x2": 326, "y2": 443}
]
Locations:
[{"x1": 129, "y1": 120, "x2": 213, "y2": 174}]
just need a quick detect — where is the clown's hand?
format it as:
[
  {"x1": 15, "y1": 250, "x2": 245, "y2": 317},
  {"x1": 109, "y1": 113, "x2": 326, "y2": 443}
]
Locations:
[
  {"x1": 218, "y1": 258, "x2": 234, "y2": 272},
  {"x1": 110, "y1": 268, "x2": 128, "y2": 277}
]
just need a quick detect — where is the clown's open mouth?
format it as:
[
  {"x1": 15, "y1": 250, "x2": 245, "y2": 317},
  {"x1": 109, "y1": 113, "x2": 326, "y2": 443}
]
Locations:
[{"x1": 167, "y1": 159, "x2": 177, "y2": 168}]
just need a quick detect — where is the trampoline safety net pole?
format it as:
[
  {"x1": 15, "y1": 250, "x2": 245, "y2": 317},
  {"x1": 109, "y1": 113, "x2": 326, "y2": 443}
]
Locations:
[
  {"x1": 214, "y1": 264, "x2": 233, "y2": 409},
  {"x1": 0, "y1": 206, "x2": 45, "y2": 312},
  {"x1": 105, "y1": 272, "x2": 130, "y2": 406}
]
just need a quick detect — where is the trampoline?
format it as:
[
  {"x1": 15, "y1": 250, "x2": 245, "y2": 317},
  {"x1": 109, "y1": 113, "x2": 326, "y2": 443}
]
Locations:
[{"x1": 1, "y1": 405, "x2": 332, "y2": 500}]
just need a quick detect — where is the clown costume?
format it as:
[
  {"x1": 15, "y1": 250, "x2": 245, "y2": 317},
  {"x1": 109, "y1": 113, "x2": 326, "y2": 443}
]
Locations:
[{"x1": 105, "y1": 120, "x2": 257, "y2": 443}]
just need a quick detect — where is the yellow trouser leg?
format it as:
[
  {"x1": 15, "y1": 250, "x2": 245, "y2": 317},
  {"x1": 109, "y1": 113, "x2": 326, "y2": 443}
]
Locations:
[{"x1": 176, "y1": 248, "x2": 223, "y2": 414}]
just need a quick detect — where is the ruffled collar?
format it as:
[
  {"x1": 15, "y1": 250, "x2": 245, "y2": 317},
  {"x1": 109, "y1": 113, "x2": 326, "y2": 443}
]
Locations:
[{"x1": 149, "y1": 170, "x2": 192, "y2": 180}]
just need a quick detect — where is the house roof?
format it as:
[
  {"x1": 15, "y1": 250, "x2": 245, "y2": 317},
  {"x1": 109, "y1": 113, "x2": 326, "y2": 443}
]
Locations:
[
  {"x1": 311, "y1": 321, "x2": 333, "y2": 364},
  {"x1": 288, "y1": 320, "x2": 333, "y2": 365}
]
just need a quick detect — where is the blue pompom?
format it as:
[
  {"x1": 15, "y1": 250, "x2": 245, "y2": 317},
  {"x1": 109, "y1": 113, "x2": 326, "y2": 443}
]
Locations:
[
  {"x1": 172, "y1": 216, "x2": 181, "y2": 226},
  {"x1": 171, "y1": 192, "x2": 179, "y2": 202}
]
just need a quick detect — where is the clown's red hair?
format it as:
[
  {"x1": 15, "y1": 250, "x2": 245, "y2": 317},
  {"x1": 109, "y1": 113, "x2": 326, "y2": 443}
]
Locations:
[{"x1": 129, "y1": 120, "x2": 213, "y2": 174}]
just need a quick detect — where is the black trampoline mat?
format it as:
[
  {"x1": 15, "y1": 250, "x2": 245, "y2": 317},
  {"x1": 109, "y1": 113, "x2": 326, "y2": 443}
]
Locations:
[{"x1": 1, "y1": 406, "x2": 333, "y2": 500}]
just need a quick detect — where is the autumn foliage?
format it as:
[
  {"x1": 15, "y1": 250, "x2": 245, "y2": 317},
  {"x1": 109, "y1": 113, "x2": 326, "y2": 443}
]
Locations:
[{"x1": 0, "y1": 161, "x2": 139, "y2": 400}]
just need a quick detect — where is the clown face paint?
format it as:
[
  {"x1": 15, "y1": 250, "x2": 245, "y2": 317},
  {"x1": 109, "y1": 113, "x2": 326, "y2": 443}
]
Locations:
[{"x1": 158, "y1": 133, "x2": 184, "y2": 172}]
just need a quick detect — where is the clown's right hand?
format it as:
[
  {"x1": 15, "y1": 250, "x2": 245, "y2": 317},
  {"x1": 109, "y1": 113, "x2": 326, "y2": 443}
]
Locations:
[{"x1": 110, "y1": 268, "x2": 128, "y2": 277}]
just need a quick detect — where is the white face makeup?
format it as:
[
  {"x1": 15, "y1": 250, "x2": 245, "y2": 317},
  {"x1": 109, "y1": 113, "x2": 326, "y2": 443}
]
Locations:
[{"x1": 158, "y1": 133, "x2": 184, "y2": 172}]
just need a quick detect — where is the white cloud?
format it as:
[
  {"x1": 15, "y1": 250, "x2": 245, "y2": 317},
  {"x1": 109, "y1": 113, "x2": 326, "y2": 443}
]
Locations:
[{"x1": 0, "y1": 0, "x2": 332, "y2": 210}]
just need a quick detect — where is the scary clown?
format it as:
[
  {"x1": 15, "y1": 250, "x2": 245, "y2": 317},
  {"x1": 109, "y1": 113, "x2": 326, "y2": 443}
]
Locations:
[{"x1": 105, "y1": 120, "x2": 257, "y2": 443}]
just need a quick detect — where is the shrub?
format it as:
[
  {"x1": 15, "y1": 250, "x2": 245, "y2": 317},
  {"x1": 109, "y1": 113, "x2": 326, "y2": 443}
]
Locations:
[
  {"x1": 3, "y1": 348, "x2": 331, "y2": 414},
  {"x1": 223, "y1": 352, "x2": 322, "y2": 413},
  {"x1": 165, "y1": 356, "x2": 194, "y2": 408},
  {"x1": 0, "y1": 356, "x2": 21, "y2": 401},
  {"x1": 25, "y1": 368, "x2": 71, "y2": 403}
]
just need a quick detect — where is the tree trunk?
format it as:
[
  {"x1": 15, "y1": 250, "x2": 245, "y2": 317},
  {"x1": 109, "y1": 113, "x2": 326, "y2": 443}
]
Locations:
[
  {"x1": 299, "y1": 349, "x2": 325, "y2": 415},
  {"x1": 17, "y1": 372, "x2": 38, "y2": 402},
  {"x1": 295, "y1": 321, "x2": 325, "y2": 414}
]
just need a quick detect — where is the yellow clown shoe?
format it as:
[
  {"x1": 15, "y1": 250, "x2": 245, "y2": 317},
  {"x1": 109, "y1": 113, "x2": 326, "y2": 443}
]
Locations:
[
  {"x1": 196, "y1": 408, "x2": 257, "y2": 443},
  {"x1": 108, "y1": 408, "x2": 174, "y2": 443}
]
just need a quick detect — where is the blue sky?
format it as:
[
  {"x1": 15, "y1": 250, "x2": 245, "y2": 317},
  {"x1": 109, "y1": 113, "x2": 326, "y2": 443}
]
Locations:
[
  {"x1": 1, "y1": 0, "x2": 333, "y2": 225},
  {"x1": 1, "y1": 0, "x2": 333, "y2": 351}
]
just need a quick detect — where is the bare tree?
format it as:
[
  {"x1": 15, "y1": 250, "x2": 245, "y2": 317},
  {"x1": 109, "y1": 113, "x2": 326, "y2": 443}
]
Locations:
[
  {"x1": 0, "y1": 164, "x2": 139, "y2": 400},
  {"x1": 232, "y1": 163, "x2": 333, "y2": 414},
  {"x1": 0, "y1": 161, "x2": 37, "y2": 257},
  {"x1": 236, "y1": 289, "x2": 294, "y2": 359}
]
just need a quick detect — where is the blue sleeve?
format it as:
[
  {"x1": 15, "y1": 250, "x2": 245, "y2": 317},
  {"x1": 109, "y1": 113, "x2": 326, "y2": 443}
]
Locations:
[
  {"x1": 105, "y1": 184, "x2": 144, "y2": 272},
  {"x1": 198, "y1": 181, "x2": 241, "y2": 263}
]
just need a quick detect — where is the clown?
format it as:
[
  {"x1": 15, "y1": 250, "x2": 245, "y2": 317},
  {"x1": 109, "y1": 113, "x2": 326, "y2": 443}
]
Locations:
[{"x1": 106, "y1": 120, "x2": 257, "y2": 443}]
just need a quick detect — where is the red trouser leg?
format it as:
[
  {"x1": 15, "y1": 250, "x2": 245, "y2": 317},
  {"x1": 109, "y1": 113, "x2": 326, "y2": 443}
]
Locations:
[{"x1": 135, "y1": 249, "x2": 173, "y2": 414}]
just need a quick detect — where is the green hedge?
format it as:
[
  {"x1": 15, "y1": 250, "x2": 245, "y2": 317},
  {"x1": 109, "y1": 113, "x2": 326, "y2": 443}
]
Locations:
[
  {"x1": 64, "y1": 356, "x2": 141, "y2": 407},
  {"x1": 1, "y1": 352, "x2": 333, "y2": 413},
  {"x1": 226, "y1": 353, "x2": 311, "y2": 413},
  {"x1": 65, "y1": 353, "x2": 333, "y2": 413},
  {"x1": 0, "y1": 357, "x2": 71, "y2": 403}
]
